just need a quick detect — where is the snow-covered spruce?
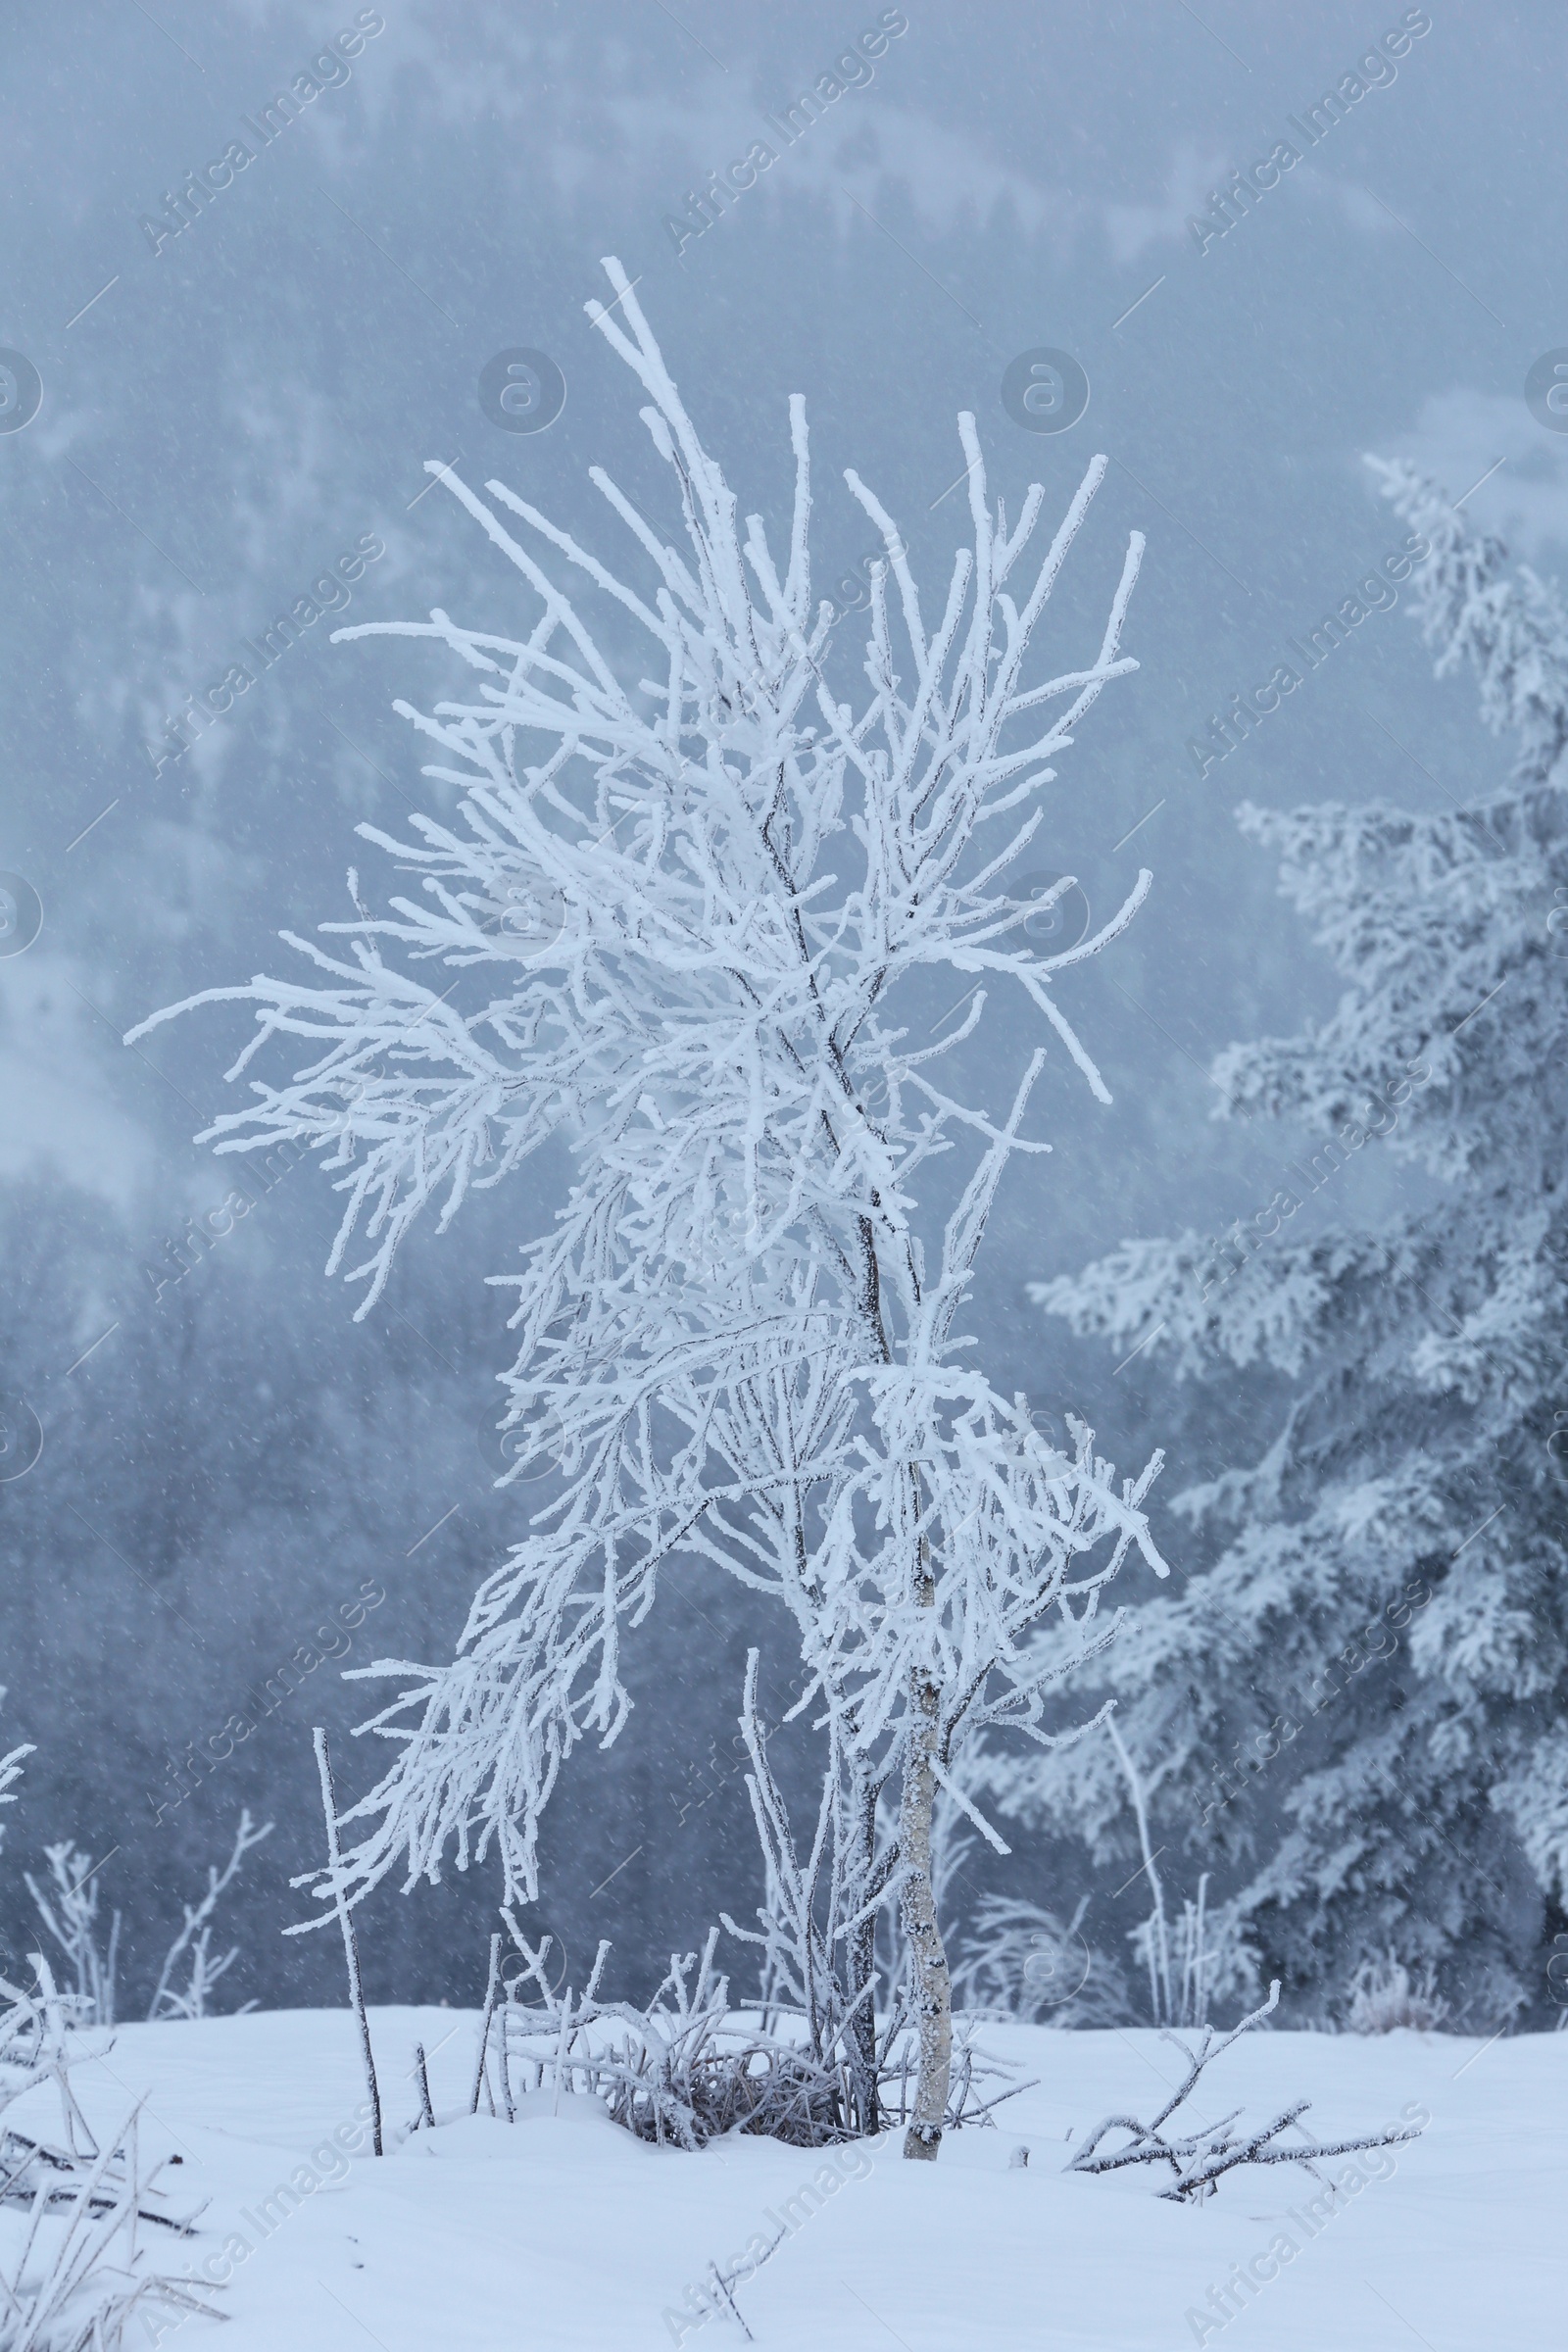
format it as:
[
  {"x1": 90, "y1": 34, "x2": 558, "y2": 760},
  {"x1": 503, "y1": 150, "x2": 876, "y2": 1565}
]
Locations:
[
  {"x1": 1007, "y1": 460, "x2": 1568, "y2": 2026},
  {"x1": 129, "y1": 258, "x2": 1168, "y2": 2154}
]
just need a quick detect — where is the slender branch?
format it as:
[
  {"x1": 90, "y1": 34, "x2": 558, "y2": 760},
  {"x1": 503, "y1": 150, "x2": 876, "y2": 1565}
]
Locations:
[{"x1": 301, "y1": 1729, "x2": 382, "y2": 2155}]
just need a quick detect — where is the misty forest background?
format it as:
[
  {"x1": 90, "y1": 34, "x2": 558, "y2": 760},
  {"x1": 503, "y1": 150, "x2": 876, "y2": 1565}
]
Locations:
[{"x1": 0, "y1": 0, "x2": 1559, "y2": 2020}]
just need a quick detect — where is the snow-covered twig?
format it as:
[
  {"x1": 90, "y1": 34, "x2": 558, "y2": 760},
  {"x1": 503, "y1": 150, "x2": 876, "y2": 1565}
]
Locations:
[
  {"x1": 413, "y1": 2042, "x2": 436, "y2": 2132},
  {"x1": 1347, "y1": 1949, "x2": 1450, "y2": 2034},
  {"x1": 1066, "y1": 1982, "x2": 1425, "y2": 2201},
  {"x1": 718, "y1": 1651, "x2": 897, "y2": 2136},
  {"x1": 471, "y1": 1932, "x2": 503, "y2": 2115},
  {"x1": 1107, "y1": 1719, "x2": 1170, "y2": 2024},
  {"x1": 0, "y1": 2099, "x2": 216, "y2": 2352},
  {"x1": 24, "y1": 1851, "x2": 119, "y2": 2032},
  {"x1": 147, "y1": 1811, "x2": 272, "y2": 2023},
  {"x1": 0, "y1": 1954, "x2": 216, "y2": 2348},
  {"x1": 288, "y1": 1731, "x2": 381, "y2": 2154}
]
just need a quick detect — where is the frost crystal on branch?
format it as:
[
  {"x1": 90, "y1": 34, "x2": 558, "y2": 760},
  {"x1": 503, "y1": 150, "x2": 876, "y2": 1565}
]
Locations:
[{"x1": 130, "y1": 258, "x2": 1167, "y2": 2151}]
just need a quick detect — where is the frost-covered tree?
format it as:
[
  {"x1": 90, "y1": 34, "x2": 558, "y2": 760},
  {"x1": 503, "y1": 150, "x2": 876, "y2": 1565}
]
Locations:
[
  {"x1": 130, "y1": 260, "x2": 1168, "y2": 2152},
  {"x1": 1006, "y1": 462, "x2": 1568, "y2": 2025}
]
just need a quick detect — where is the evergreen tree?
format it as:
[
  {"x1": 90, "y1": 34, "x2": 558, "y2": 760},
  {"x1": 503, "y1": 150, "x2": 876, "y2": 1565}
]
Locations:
[{"x1": 995, "y1": 463, "x2": 1568, "y2": 2028}]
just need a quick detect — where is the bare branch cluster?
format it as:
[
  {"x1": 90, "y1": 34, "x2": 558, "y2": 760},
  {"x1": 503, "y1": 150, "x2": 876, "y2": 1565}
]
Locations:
[
  {"x1": 0, "y1": 1946, "x2": 215, "y2": 2346},
  {"x1": 458, "y1": 1913, "x2": 1030, "y2": 2157},
  {"x1": 1067, "y1": 1983, "x2": 1425, "y2": 2202}
]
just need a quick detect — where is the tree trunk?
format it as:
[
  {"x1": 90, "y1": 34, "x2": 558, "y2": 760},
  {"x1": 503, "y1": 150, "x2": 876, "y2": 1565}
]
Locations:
[
  {"x1": 900, "y1": 1656, "x2": 951, "y2": 2159},
  {"x1": 846, "y1": 1758, "x2": 881, "y2": 2136}
]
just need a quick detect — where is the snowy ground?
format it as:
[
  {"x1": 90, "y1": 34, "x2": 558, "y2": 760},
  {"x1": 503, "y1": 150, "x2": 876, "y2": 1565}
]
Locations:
[{"x1": 37, "y1": 2006, "x2": 1561, "y2": 2350}]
